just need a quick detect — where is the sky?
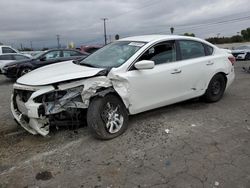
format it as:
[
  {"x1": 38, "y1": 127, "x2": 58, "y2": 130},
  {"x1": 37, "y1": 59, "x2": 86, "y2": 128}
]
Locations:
[{"x1": 0, "y1": 0, "x2": 249, "y2": 49}]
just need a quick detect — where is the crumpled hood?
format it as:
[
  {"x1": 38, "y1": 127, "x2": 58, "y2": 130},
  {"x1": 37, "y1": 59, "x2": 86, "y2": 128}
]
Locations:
[{"x1": 17, "y1": 61, "x2": 104, "y2": 86}]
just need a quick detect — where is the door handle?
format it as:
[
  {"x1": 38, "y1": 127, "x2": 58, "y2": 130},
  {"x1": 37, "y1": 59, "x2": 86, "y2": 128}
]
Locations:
[
  {"x1": 206, "y1": 61, "x2": 214, "y2": 65},
  {"x1": 171, "y1": 69, "x2": 182, "y2": 74}
]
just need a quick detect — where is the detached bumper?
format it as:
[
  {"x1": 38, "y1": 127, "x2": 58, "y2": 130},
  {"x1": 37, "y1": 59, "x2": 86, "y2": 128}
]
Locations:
[{"x1": 11, "y1": 94, "x2": 49, "y2": 136}]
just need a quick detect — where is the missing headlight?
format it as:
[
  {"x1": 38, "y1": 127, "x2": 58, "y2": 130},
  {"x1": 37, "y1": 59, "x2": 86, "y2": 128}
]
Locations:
[
  {"x1": 34, "y1": 90, "x2": 67, "y2": 103},
  {"x1": 33, "y1": 85, "x2": 84, "y2": 103}
]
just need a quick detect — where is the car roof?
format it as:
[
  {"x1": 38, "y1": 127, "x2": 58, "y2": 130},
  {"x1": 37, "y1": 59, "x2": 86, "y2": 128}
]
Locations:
[
  {"x1": 119, "y1": 34, "x2": 207, "y2": 43},
  {"x1": 0, "y1": 53, "x2": 25, "y2": 56}
]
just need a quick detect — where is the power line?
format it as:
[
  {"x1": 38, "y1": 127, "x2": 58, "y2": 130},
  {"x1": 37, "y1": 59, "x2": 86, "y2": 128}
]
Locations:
[
  {"x1": 133, "y1": 15, "x2": 250, "y2": 36},
  {"x1": 140, "y1": 11, "x2": 250, "y2": 30}
]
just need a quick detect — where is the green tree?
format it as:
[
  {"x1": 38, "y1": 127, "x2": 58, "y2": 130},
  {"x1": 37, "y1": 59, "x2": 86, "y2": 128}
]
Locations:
[
  {"x1": 231, "y1": 35, "x2": 243, "y2": 43},
  {"x1": 241, "y1": 27, "x2": 250, "y2": 41}
]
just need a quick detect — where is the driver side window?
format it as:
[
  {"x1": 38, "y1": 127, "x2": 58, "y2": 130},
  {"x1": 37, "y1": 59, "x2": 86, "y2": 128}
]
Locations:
[
  {"x1": 138, "y1": 41, "x2": 176, "y2": 65},
  {"x1": 44, "y1": 51, "x2": 61, "y2": 60}
]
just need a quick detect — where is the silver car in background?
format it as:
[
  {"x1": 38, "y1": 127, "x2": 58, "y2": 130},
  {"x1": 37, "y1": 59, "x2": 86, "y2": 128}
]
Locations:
[{"x1": 231, "y1": 45, "x2": 250, "y2": 60}]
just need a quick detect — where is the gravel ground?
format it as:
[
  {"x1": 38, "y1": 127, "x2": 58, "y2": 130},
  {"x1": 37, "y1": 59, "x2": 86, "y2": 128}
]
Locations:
[{"x1": 0, "y1": 61, "x2": 249, "y2": 188}]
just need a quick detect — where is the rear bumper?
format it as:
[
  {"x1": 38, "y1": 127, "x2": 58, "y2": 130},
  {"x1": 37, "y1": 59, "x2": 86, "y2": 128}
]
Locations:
[{"x1": 226, "y1": 68, "x2": 235, "y2": 90}]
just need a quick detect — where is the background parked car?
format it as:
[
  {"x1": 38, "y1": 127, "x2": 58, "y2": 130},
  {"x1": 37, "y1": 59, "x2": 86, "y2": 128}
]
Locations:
[
  {"x1": 2, "y1": 49, "x2": 88, "y2": 78},
  {"x1": 0, "y1": 45, "x2": 19, "y2": 54},
  {"x1": 20, "y1": 51, "x2": 43, "y2": 57},
  {"x1": 231, "y1": 45, "x2": 250, "y2": 60},
  {"x1": 80, "y1": 45, "x2": 102, "y2": 54},
  {"x1": 0, "y1": 53, "x2": 30, "y2": 74}
]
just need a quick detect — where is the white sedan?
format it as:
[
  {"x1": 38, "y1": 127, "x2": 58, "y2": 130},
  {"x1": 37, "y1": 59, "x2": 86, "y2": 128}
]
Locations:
[{"x1": 11, "y1": 35, "x2": 235, "y2": 139}]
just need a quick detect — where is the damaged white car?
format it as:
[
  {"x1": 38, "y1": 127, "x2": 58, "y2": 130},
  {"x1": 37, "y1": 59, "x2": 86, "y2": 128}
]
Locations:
[{"x1": 11, "y1": 35, "x2": 235, "y2": 139}]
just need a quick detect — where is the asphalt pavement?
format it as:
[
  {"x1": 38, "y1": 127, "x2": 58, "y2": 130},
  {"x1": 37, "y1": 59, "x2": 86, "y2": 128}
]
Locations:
[{"x1": 0, "y1": 61, "x2": 249, "y2": 188}]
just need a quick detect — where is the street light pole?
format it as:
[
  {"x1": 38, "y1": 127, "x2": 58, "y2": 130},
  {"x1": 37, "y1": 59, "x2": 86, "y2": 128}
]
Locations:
[
  {"x1": 101, "y1": 18, "x2": 108, "y2": 45},
  {"x1": 56, "y1": 34, "x2": 60, "y2": 48}
]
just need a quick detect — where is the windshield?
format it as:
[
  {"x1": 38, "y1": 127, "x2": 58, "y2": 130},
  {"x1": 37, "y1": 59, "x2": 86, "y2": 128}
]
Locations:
[{"x1": 79, "y1": 41, "x2": 146, "y2": 68}]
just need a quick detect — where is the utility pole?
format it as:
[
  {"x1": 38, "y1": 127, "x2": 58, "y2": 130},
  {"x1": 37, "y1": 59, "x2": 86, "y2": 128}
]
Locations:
[
  {"x1": 170, "y1": 27, "x2": 174, "y2": 34},
  {"x1": 30, "y1": 41, "x2": 33, "y2": 50},
  {"x1": 56, "y1": 34, "x2": 60, "y2": 48},
  {"x1": 101, "y1": 18, "x2": 108, "y2": 45}
]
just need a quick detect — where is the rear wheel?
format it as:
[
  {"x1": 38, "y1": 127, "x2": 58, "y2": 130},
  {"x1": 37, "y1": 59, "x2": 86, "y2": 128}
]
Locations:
[
  {"x1": 203, "y1": 74, "x2": 226, "y2": 102},
  {"x1": 87, "y1": 94, "x2": 128, "y2": 140}
]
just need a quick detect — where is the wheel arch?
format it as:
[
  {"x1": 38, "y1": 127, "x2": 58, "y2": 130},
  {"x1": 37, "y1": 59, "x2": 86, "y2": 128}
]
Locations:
[
  {"x1": 206, "y1": 71, "x2": 228, "y2": 90},
  {"x1": 90, "y1": 87, "x2": 129, "y2": 112}
]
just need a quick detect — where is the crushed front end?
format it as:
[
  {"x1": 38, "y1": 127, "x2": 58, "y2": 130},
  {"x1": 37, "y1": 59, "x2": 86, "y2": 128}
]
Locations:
[{"x1": 11, "y1": 76, "x2": 114, "y2": 136}]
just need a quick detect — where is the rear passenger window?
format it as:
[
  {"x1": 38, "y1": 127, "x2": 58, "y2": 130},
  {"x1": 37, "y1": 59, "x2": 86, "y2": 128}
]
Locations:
[
  {"x1": 179, "y1": 40, "x2": 206, "y2": 60},
  {"x1": 2, "y1": 47, "x2": 16, "y2": 53},
  {"x1": 63, "y1": 50, "x2": 80, "y2": 57},
  {"x1": 138, "y1": 41, "x2": 176, "y2": 65},
  {"x1": 205, "y1": 44, "x2": 214, "y2": 56}
]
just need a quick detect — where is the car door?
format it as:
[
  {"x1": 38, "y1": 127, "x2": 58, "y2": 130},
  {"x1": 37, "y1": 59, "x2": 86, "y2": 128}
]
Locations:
[
  {"x1": 62, "y1": 50, "x2": 84, "y2": 61},
  {"x1": 176, "y1": 40, "x2": 215, "y2": 98},
  {"x1": 122, "y1": 40, "x2": 184, "y2": 114},
  {"x1": 39, "y1": 50, "x2": 62, "y2": 66}
]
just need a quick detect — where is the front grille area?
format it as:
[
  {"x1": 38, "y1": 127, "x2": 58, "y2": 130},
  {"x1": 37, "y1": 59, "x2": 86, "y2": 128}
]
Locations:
[{"x1": 14, "y1": 89, "x2": 34, "y2": 103}]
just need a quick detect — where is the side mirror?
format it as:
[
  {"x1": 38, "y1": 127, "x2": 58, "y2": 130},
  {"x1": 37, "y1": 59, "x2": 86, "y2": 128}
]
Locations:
[
  {"x1": 40, "y1": 56, "x2": 46, "y2": 61},
  {"x1": 134, "y1": 60, "x2": 155, "y2": 70}
]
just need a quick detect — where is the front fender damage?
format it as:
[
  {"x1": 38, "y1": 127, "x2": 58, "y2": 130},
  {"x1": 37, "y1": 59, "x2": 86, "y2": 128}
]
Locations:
[{"x1": 12, "y1": 75, "x2": 130, "y2": 136}]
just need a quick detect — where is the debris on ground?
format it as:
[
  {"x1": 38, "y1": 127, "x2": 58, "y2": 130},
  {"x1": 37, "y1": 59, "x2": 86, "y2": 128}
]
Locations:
[
  {"x1": 214, "y1": 181, "x2": 220, "y2": 186},
  {"x1": 191, "y1": 124, "x2": 197, "y2": 127},
  {"x1": 242, "y1": 66, "x2": 250, "y2": 73},
  {"x1": 165, "y1": 129, "x2": 170, "y2": 134},
  {"x1": 165, "y1": 160, "x2": 171, "y2": 167}
]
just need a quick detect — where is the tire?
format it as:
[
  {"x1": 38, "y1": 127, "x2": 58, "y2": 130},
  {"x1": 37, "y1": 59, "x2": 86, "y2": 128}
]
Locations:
[
  {"x1": 245, "y1": 53, "x2": 250, "y2": 60},
  {"x1": 19, "y1": 68, "x2": 32, "y2": 77},
  {"x1": 87, "y1": 94, "x2": 129, "y2": 140},
  {"x1": 203, "y1": 74, "x2": 226, "y2": 103}
]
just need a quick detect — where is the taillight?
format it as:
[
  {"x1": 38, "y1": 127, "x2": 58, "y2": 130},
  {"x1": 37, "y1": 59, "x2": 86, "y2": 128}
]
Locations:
[{"x1": 228, "y1": 56, "x2": 236, "y2": 65}]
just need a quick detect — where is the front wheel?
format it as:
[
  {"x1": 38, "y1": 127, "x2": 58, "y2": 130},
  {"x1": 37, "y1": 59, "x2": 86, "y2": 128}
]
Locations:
[
  {"x1": 19, "y1": 68, "x2": 32, "y2": 77},
  {"x1": 203, "y1": 74, "x2": 226, "y2": 103},
  {"x1": 87, "y1": 94, "x2": 128, "y2": 140}
]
